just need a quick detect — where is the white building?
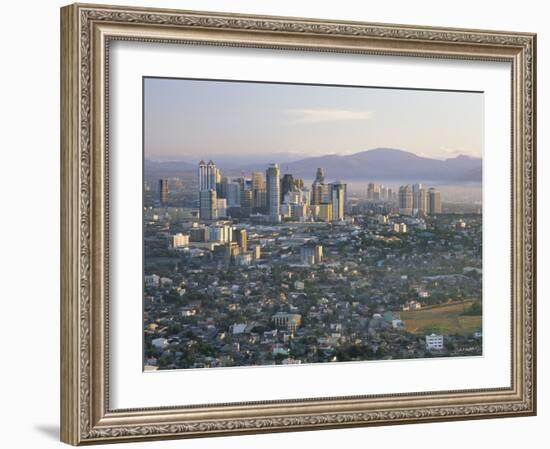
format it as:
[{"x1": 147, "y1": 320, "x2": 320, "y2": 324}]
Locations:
[
  {"x1": 144, "y1": 274, "x2": 160, "y2": 288},
  {"x1": 425, "y1": 333, "x2": 444, "y2": 351},
  {"x1": 172, "y1": 233, "x2": 189, "y2": 249},
  {"x1": 266, "y1": 163, "x2": 281, "y2": 221}
]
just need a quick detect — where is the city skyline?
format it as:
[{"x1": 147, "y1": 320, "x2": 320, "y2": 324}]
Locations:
[
  {"x1": 143, "y1": 78, "x2": 482, "y2": 371},
  {"x1": 144, "y1": 78, "x2": 483, "y2": 162}
]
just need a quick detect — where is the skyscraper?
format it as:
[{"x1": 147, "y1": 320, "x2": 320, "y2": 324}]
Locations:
[
  {"x1": 367, "y1": 183, "x2": 380, "y2": 201},
  {"x1": 412, "y1": 183, "x2": 422, "y2": 213},
  {"x1": 418, "y1": 188, "x2": 428, "y2": 215},
  {"x1": 281, "y1": 174, "x2": 295, "y2": 203},
  {"x1": 266, "y1": 163, "x2": 280, "y2": 220},
  {"x1": 314, "y1": 168, "x2": 325, "y2": 184},
  {"x1": 311, "y1": 168, "x2": 327, "y2": 205},
  {"x1": 199, "y1": 189, "x2": 217, "y2": 220},
  {"x1": 330, "y1": 181, "x2": 346, "y2": 221},
  {"x1": 428, "y1": 188, "x2": 442, "y2": 215},
  {"x1": 206, "y1": 160, "x2": 217, "y2": 191},
  {"x1": 198, "y1": 161, "x2": 208, "y2": 191},
  {"x1": 398, "y1": 185, "x2": 413, "y2": 215},
  {"x1": 159, "y1": 179, "x2": 169, "y2": 206},
  {"x1": 252, "y1": 171, "x2": 267, "y2": 212},
  {"x1": 236, "y1": 229, "x2": 248, "y2": 252}
]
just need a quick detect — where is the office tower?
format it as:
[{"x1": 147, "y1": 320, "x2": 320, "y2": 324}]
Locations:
[
  {"x1": 428, "y1": 188, "x2": 442, "y2": 215},
  {"x1": 330, "y1": 181, "x2": 346, "y2": 221},
  {"x1": 316, "y1": 203, "x2": 333, "y2": 222},
  {"x1": 251, "y1": 171, "x2": 267, "y2": 211},
  {"x1": 418, "y1": 188, "x2": 428, "y2": 215},
  {"x1": 216, "y1": 198, "x2": 227, "y2": 218},
  {"x1": 398, "y1": 185, "x2": 413, "y2": 215},
  {"x1": 266, "y1": 163, "x2": 281, "y2": 220},
  {"x1": 159, "y1": 179, "x2": 169, "y2": 206},
  {"x1": 226, "y1": 182, "x2": 241, "y2": 207},
  {"x1": 311, "y1": 168, "x2": 326, "y2": 205},
  {"x1": 367, "y1": 183, "x2": 380, "y2": 201},
  {"x1": 387, "y1": 188, "x2": 393, "y2": 202},
  {"x1": 252, "y1": 171, "x2": 266, "y2": 191},
  {"x1": 199, "y1": 189, "x2": 217, "y2": 220},
  {"x1": 380, "y1": 185, "x2": 388, "y2": 201},
  {"x1": 412, "y1": 183, "x2": 422, "y2": 213},
  {"x1": 311, "y1": 181, "x2": 323, "y2": 205},
  {"x1": 236, "y1": 229, "x2": 248, "y2": 252},
  {"x1": 281, "y1": 174, "x2": 295, "y2": 203},
  {"x1": 314, "y1": 168, "x2": 325, "y2": 184},
  {"x1": 241, "y1": 190, "x2": 253, "y2": 216},
  {"x1": 198, "y1": 161, "x2": 208, "y2": 191},
  {"x1": 206, "y1": 160, "x2": 217, "y2": 191}
]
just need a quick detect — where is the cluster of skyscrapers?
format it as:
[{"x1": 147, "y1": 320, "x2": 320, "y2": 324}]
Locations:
[
  {"x1": 397, "y1": 184, "x2": 441, "y2": 216},
  {"x1": 366, "y1": 182, "x2": 441, "y2": 216},
  {"x1": 195, "y1": 160, "x2": 347, "y2": 223}
]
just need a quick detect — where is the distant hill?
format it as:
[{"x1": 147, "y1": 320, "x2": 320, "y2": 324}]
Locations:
[
  {"x1": 145, "y1": 148, "x2": 482, "y2": 183},
  {"x1": 271, "y1": 148, "x2": 481, "y2": 183}
]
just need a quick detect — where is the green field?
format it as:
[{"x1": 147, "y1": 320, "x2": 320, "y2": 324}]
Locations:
[{"x1": 400, "y1": 302, "x2": 481, "y2": 336}]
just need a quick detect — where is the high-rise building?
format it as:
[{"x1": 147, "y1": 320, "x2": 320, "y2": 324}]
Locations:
[
  {"x1": 236, "y1": 229, "x2": 248, "y2": 252},
  {"x1": 367, "y1": 182, "x2": 381, "y2": 201},
  {"x1": 206, "y1": 160, "x2": 217, "y2": 191},
  {"x1": 428, "y1": 188, "x2": 442, "y2": 215},
  {"x1": 198, "y1": 161, "x2": 208, "y2": 191},
  {"x1": 252, "y1": 244, "x2": 261, "y2": 260},
  {"x1": 159, "y1": 179, "x2": 169, "y2": 206},
  {"x1": 251, "y1": 172, "x2": 267, "y2": 211},
  {"x1": 314, "y1": 168, "x2": 325, "y2": 184},
  {"x1": 398, "y1": 185, "x2": 413, "y2": 215},
  {"x1": 418, "y1": 188, "x2": 428, "y2": 215},
  {"x1": 330, "y1": 181, "x2": 346, "y2": 221},
  {"x1": 266, "y1": 163, "x2": 281, "y2": 220},
  {"x1": 199, "y1": 189, "x2": 217, "y2": 220},
  {"x1": 293, "y1": 178, "x2": 305, "y2": 190},
  {"x1": 226, "y1": 182, "x2": 241, "y2": 208},
  {"x1": 252, "y1": 171, "x2": 266, "y2": 191},
  {"x1": 281, "y1": 174, "x2": 295, "y2": 203},
  {"x1": 172, "y1": 233, "x2": 189, "y2": 248},
  {"x1": 311, "y1": 168, "x2": 327, "y2": 205},
  {"x1": 216, "y1": 198, "x2": 227, "y2": 218},
  {"x1": 241, "y1": 189, "x2": 253, "y2": 216},
  {"x1": 412, "y1": 183, "x2": 422, "y2": 212},
  {"x1": 315, "y1": 203, "x2": 333, "y2": 222},
  {"x1": 300, "y1": 244, "x2": 323, "y2": 265}
]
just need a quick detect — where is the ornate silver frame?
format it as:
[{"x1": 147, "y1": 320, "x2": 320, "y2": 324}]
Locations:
[{"x1": 60, "y1": 3, "x2": 536, "y2": 445}]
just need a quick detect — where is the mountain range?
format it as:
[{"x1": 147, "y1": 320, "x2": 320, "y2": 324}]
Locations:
[{"x1": 145, "y1": 148, "x2": 482, "y2": 183}]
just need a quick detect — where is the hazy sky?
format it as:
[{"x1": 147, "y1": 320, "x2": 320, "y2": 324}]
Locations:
[{"x1": 144, "y1": 77, "x2": 483, "y2": 161}]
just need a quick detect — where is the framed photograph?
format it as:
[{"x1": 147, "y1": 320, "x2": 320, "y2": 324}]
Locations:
[{"x1": 60, "y1": 3, "x2": 537, "y2": 445}]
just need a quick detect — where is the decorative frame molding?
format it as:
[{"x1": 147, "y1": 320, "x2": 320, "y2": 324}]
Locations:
[{"x1": 61, "y1": 3, "x2": 536, "y2": 445}]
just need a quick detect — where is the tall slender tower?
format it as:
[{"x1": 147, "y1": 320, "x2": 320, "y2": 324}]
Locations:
[
  {"x1": 266, "y1": 163, "x2": 281, "y2": 221},
  {"x1": 428, "y1": 188, "x2": 442, "y2": 215},
  {"x1": 330, "y1": 181, "x2": 346, "y2": 221},
  {"x1": 206, "y1": 160, "x2": 217, "y2": 191},
  {"x1": 198, "y1": 160, "x2": 207, "y2": 191},
  {"x1": 398, "y1": 185, "x2": 413, "y2": 216},
  {"x1": 159, "y1": 179, "x2": 169, "y2": 206}
]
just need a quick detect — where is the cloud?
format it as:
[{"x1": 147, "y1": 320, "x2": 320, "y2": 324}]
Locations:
[{"x1": 287, "y1": 108, "x2": 373, "y2": 124}]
